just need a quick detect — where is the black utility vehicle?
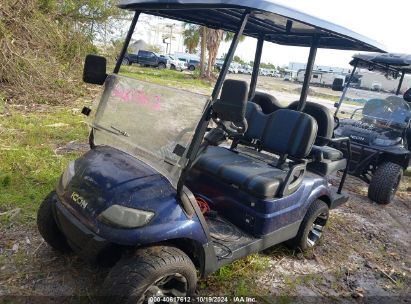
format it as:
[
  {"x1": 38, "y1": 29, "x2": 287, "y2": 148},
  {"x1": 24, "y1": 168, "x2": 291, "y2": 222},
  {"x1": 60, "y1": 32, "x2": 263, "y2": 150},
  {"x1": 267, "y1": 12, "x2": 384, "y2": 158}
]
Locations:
[
  {"x1": 122, "y1": 49, "x2": 168, "y2": 69},
  {"x1": 334, "y1": 53, "x2": 411, "y2": 204}
]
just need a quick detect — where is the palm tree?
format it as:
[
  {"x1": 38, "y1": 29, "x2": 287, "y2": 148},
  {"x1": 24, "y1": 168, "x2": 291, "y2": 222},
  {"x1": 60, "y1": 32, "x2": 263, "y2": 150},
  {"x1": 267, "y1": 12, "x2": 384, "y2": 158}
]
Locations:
[
  {"x1": 199, "y1": 26, "x2": 208, "y2": 76},
  {"x1": 205, "y1": 28, "x2": 224, "y2": 78},
  {"x1": 205, "y1": 30, "x2": 244, "y2": 79},
  {"x1": 182, "y1": 24, "x2": 200, "y2": 54}
]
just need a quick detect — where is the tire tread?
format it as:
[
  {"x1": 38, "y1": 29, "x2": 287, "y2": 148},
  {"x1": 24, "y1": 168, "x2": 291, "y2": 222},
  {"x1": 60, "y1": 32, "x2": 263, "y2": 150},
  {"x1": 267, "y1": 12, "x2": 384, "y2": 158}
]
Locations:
[{"x1": 368, "y1": 162, "x2": 403, "y2": 204}]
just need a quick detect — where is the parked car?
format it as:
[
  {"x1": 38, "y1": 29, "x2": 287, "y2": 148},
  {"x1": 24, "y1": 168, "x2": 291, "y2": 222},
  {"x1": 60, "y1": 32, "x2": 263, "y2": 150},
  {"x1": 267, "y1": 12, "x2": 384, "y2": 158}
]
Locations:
[
  {"x1": 215, "y1": 59, "x2": 224, "y2": 71},
  {"x1": 260, "y1": 68, "x2": 269, "y2": 76},
  {"x1": 122, "y1": 50, "x2": 169, "y2": 69},
  {"x1": 371, "y1": 81, "x2": 382, "y2": 91},
  {"x1": 187, "y1": 59, "x2": 200, "y2": 71},
  {"x1": 267, "y1": 69, "x2": 279, "y2": 77},
  {"x1": 228, "y1": 62, "x2": 240, "y2": 74},
  {"x1": 160, "y1": 54, "x2": 186, "y2": 71}
]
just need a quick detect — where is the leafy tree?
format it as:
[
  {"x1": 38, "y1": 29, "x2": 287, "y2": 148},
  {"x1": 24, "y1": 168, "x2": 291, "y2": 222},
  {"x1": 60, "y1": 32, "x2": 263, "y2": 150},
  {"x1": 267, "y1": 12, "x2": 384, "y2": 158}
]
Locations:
[
  {"x1": 38, "y1": 0, "x2": 128, "y2": 40},
  {"x1": 182, "y1": 24, "x2": 200, "y2": 54},
  {"x1": 147, "y1": 44, "x2": 162, "y2": 53},
  {"x1": 233, "y1": 55, "x2": 246, "y2": 65},
  {"x1": 260, "y1": 62, "x2": 276, "y2": 69}
]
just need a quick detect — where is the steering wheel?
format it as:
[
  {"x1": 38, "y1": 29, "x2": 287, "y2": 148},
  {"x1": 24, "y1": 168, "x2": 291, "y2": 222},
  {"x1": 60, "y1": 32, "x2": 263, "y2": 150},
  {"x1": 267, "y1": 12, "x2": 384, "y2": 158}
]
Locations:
[
  {"x1": 213, "y1": 117, "x2": 248, "y2": 137},
  {"x1": 333, "y1": 116, "x2": 340, "y2": 130}
]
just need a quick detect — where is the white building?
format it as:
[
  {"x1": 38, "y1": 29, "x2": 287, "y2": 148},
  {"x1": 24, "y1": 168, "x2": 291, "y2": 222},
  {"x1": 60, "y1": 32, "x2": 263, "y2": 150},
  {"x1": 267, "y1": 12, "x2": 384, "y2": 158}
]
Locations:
[
  {"x1": 289, "y1": 62, "x2": 350, "y2": 74},
  {"x1": 358, "y1": 71, "x2": 411, "y2": 93}
]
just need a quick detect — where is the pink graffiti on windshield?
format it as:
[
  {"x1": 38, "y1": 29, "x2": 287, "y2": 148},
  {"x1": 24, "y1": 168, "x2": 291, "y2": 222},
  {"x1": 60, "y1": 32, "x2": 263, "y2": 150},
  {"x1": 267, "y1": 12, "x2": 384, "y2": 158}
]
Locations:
[{"x1": 112, "y1": 85, "x2": 161, "y2": 110}]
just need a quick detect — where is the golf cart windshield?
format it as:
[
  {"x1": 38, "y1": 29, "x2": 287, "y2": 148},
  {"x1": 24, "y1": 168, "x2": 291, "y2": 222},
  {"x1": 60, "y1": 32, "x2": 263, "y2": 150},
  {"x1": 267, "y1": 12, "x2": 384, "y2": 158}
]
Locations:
[
  {"x1": 337, "y1": 88, "x2": 411, "y2": 134},
  {"x1": 91, "y1": 74, "x2": 209, "y2": 187}
]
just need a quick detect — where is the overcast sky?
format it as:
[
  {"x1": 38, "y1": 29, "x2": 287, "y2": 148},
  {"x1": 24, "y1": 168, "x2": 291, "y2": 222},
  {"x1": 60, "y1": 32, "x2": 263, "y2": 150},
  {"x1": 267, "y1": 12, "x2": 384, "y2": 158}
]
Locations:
[{"x1": 218, "y1": 0, "x2": 411, "y2": 68}]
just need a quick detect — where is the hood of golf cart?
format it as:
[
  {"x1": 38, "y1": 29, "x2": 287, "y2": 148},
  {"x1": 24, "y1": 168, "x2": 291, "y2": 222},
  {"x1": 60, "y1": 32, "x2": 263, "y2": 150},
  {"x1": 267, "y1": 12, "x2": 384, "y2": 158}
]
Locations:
[
  {"x1": 58, "y1": 146, "x2": 177, "y2": 226},
  {"x1": 335, "y1": 119, "x2": 404, "y2": 147}
]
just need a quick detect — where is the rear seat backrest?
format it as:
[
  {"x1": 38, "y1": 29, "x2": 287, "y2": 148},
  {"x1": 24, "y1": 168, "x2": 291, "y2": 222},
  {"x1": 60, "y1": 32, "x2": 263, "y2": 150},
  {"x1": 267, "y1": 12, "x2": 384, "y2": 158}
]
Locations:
[
  {"x1": 244, "y1": 102, "x2": 268, "y2": 142},
  {"x1": 288, "y1": 101, "x2": 334, "y2": 146},
  {"x1": 261, "y1": 109, "x2": 318, "y2": 159},
  {"x1": 251, "y1": 91, "x2": 284, "y2": 114}
]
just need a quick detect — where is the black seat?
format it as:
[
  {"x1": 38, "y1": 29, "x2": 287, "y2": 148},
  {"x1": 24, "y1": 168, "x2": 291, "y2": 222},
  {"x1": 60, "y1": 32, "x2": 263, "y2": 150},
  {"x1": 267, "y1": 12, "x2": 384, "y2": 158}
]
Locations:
[
  {"x1": 287, "y1": 101, "x2": 347, "y2": 176},
  {"x1": 237, "y1": 102, "x2": 269, "y2": 147},
  {"x1": 196, "y1": 109, "x2": 318, "y2": 198},
  {"x1": 404, "y1": 88, "x2": 411, "y2": 103},
  {"x1": 287, "y1": 101, "x2": 334, "y2": 146},
  {"x1": 196, "y1": 146, "x2": 287, "y2": 198},
  {"x1": 251, "y1": 91, "x2": 284, "y2": 114}
]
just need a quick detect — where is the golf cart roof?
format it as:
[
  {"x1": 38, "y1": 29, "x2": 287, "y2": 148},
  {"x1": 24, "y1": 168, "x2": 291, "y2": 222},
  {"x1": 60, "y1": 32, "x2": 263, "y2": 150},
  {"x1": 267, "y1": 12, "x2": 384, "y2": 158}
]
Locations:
[
  {"x1": 118, "y1": 0, "x2": 385, "y2": 52},
  {"x1": 351, "y1": 53, "x2": 411, "y2": 75}
]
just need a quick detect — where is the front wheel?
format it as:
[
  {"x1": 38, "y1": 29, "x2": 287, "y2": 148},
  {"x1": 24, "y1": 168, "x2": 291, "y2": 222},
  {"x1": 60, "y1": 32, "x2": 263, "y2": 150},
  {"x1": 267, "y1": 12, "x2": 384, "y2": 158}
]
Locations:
[
  {"x1": 286, "y1": 200, "x2": 329, "y2": 251},
  {"x1": 37, "y1": 191, "x2": 72, "y2": 253},
  {"x1": 101, "y1": 246, "x2": 197, "y2": 304},
  {"x1": 368, "y1": 162, "x2": 403, "y2": 204},
  {"x1": 158, "y1": 63, "x2": 166, "y2": 70}
]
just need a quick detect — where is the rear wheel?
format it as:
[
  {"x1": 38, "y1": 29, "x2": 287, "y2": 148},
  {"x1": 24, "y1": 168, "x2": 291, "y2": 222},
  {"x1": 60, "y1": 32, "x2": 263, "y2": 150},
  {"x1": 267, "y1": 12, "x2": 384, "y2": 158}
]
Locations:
[
  {"x1": 368, "y1": 162, "x2": 403, "y2": 204},
  {"x1": 158, "y1": 62, "x2": 166, "y2": 70},
  {"x1": 122, "y1": 58, "x2": 130, "y2": 66},
  {"x1": 287, "y1": 200, "x2": 329, "y2": 251},
  {"x1": 188, "y1": 65, "x2": 195, "y2": 71},
  {"x1": 170, "y1": 64, "x2": 176, "y2": 70},
  {"x1": 101, "y1": 246, "x2": 197, "y2": 304},
  {"x1": 37, "y1": 191, "x2": 72, "y2": 253}
]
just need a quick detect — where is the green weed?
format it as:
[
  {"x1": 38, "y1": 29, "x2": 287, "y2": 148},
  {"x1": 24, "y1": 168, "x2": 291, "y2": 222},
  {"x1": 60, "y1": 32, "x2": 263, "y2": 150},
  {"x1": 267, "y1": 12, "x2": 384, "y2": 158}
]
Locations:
[{"x1": 0, "y1": 106, "x2": 89, "y2": 223}]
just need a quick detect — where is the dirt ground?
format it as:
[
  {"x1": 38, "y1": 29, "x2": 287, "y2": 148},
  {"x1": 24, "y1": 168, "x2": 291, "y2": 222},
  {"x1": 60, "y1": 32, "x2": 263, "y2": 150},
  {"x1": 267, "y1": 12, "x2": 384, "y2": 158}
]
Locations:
[{"x1": 0, "y1": 168, "x2": 410, "y2": 303}]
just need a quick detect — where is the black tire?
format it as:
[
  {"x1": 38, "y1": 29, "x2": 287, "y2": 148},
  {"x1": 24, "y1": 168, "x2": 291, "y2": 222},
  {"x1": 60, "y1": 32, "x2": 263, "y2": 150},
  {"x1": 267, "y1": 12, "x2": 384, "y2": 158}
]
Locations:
[
  {"x1": 122, "y1": 58, "x2": 130, "y2": 66},
  {"x1": 170, "y1": 64, "x2": 176, "y2": 70},
  {"x1": 101, "y1": 246, "x2": 197, "y2": 304},
  {"x1": 158, "y1": 63, "x2": 166, "y2": 70},
  {"x1": 368, "y1": 162, "x2": 403, "y2": 204},
  {"x1": 287, "y1": 200, "x2": 329, "y2": 251},
  {"x1": 188, "y1": 65, "x2": 195, "y2": 71},
  {"x1": 37, "y1": 191, "x2": 72, "y2": 253}
]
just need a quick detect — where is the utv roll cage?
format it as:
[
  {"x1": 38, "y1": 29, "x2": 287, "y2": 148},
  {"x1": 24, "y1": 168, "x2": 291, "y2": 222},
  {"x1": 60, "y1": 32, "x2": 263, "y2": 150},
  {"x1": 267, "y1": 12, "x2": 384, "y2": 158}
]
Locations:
[
  {"x1": 111, "y1": 0, "x2": 385, "y2": 196},
  {"x1": 335, "y1": 53, "x2": 411, "y2": 116}
]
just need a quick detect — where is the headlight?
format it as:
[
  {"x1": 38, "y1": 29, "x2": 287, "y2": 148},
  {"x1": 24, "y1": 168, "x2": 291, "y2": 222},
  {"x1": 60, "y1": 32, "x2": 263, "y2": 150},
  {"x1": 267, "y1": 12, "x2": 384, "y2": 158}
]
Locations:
[
  {"x1": 98, "y1": 205, "x2": 154, "y2": 228},
  {"x1": 373, "y1": 137, "x2": 402, "y2": 147},
  {"x1": 61, "y1": 161, "x2": 76, "y2": 189}
]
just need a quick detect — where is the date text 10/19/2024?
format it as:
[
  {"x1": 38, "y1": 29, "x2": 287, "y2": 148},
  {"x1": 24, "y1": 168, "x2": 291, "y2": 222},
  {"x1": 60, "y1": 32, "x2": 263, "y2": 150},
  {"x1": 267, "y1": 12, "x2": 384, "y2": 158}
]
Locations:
[{"x1": 148, "y1": 297, "x2": 257, "y2": 303}]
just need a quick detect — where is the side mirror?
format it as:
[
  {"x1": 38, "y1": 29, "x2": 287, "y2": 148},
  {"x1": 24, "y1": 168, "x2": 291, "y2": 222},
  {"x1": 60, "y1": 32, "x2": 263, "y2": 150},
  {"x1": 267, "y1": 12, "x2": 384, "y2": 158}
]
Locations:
[
  {"x1": 83, "y1": 54, "x2": 107, "y2": 85},
  {"x1": 332, "y1": 78, "x2": 344, "y2": 91}
]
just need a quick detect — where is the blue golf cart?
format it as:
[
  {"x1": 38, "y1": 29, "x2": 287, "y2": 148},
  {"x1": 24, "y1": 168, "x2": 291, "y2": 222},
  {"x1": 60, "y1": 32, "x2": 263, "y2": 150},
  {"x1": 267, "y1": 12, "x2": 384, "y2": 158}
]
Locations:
[{"x1": 36, "y1": 0, "x2": 385, "y2": 302}]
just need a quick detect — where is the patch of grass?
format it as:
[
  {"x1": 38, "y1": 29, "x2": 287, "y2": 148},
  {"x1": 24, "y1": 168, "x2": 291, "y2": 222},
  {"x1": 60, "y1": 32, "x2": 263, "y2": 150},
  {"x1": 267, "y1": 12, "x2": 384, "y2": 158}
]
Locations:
[
  {"x1": 204, "y1": 254, "x2": 270, "y2": 294},
  {"x1": 0, "y1": 254, "x2": 6, "y2": 267},
  {"x1": 395, "y1": 279, "x2": 405, "y2": 289},
  {"x1": 119, "y1": 66, "x2": 213, "y2": 93},
  {"x1": 0, "y1": 91, "x2": 5, "y2": 113},
  {"x1": 0, "y1": 105, "x2": 89, "y2": 223}
]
